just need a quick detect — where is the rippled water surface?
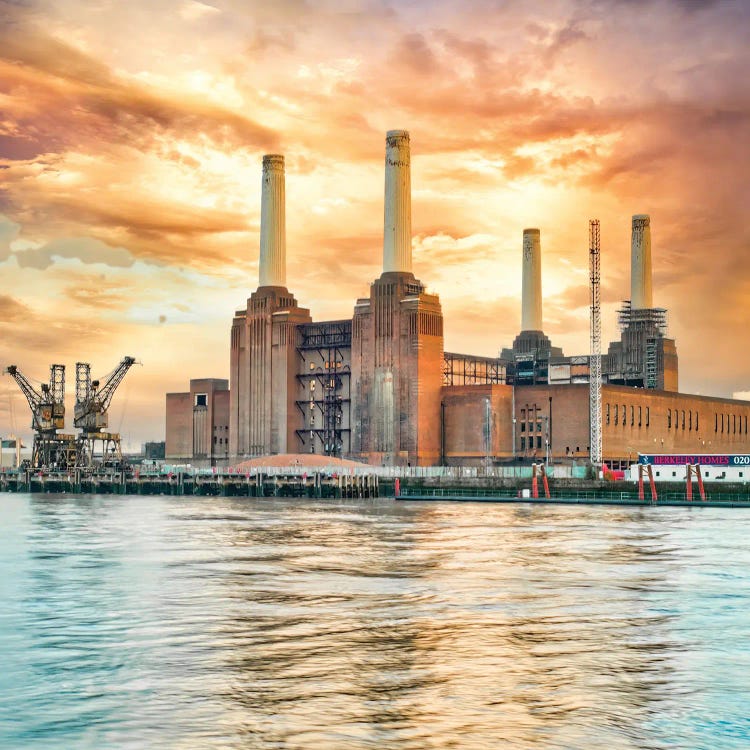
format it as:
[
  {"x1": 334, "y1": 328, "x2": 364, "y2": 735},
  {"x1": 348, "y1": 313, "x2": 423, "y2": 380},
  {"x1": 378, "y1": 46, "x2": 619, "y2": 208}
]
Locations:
[{"x1": 1, "y1": 494, "x2": 750, "y2": 749}]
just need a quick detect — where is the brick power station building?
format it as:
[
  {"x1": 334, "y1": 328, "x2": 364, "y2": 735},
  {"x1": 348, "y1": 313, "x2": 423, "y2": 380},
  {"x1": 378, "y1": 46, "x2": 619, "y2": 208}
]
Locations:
[{"x1": 166, "y1": 131, "x2": 750, "y2": 467}]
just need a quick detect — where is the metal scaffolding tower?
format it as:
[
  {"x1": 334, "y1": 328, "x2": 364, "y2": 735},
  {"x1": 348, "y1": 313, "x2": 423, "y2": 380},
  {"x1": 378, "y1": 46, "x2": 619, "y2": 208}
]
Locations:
[
  {"x1": 294, "y1": 321, "x2": 351, "y2": 456},
  {"x1": 589, "y1": 220, "x2": 602, "y2": 465}
]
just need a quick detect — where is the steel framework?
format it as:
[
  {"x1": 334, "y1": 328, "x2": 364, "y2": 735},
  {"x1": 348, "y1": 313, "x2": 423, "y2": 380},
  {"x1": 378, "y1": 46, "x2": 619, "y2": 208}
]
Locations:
[
  {"x1": 589, "y1": 220, "x2": 602, "y2": 465},
  {"x1": 74, "y1": 356, "x2": 136, "y2": 467},
  {"x1": 4, "y1": 363, "x2": 73, "y2": 468},
  {"x1": 295, "y1": 321, "x2": 351, "y2": 456},
  {"x1": 443, "y1": 352, "x2": 507, "y2": 387}
]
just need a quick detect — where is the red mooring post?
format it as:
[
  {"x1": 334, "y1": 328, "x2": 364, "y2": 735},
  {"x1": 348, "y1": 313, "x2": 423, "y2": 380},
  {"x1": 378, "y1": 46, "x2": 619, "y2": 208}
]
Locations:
[
  {"x1": 696, "y1": 464, "x2": 706, "y2": 501},
  {"x1": 541, "y1": 464, "x2": 551, "y2": 499},
  {"x1": 647, "y1": 465, "x2": 657, "y2": 502},
  {"x1": 394, "y1": 477, "x2": 400, "y2": 498},
  {"x1": 686, "y1": 463, "x2": 693, "y2": 501},
  {"x1": 531, "y1": 464, "x2": 539, "y2": 499},
  {"x1": 638, "y1": 464, "x2": 645, "y2": 501}
]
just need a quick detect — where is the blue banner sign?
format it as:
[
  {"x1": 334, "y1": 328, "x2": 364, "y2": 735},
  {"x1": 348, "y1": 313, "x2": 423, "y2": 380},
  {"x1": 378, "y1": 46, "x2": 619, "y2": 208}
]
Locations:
[{"x1": 638, "y1": 454, "x2": 750, "y2": 467}]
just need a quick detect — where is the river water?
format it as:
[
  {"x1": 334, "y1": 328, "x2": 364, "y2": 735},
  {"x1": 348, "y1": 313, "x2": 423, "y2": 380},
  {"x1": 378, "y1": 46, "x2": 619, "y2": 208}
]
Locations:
[{"x1": 1, "y1": 494, "x2": 749, "y2": 749}]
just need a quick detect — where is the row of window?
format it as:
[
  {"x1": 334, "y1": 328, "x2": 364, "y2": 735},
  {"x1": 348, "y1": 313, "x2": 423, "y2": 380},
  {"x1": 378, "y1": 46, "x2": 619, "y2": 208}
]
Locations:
[
  {"x1": 606, "y1": 404, "x2": 650, "y2": 427},
  {"x1": 519, "y1": 436, "x2": 544, "y2": 451},
  {"x1": 715, "y1": 413, "x2": 748, "y2": 435},
  {"x1": 667, "y1": 409, "x2": 698, "y2": 431},
  {"x1": 519, "y1": 407, "x2": 547, "y2": 435},
  {"x1": 604, "y1": 404, "x2": 750, "y2": 437}
]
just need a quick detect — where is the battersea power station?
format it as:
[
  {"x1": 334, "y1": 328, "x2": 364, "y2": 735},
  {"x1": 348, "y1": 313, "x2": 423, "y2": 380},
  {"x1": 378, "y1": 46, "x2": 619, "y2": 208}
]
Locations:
[{"x1": 166, "y1": 131, "x2": 750, "y2": 467}]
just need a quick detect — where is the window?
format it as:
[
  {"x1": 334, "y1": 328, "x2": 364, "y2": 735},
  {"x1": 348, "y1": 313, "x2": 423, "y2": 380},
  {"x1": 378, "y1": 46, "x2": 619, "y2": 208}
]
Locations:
[
  {"x1": 520, "y1": 437, "x2": 525, "y2": 451},
  {"x1": 537, "y1": 436, "x2": 542, "y2": 449},
  {"x1": 689, "y1": 411, "x2": 692, "y2": 431},
  {"x1": 622, "y1": 405, "x2": 626, "y2": 425},
  {"x1": 696, "y1": 412, "x2": 699, "y2": 431},
  {"x1": 631, "y1": 405, "x2": 634, "y2": 426},
  {"x1": 521, "y1": 421, "x2": 526, "y2": 433},
  {"x1": 682, "y1": 410, "x2": 686, "y2": 430},
  {"x1": 715, "y1": 413, "x2": 718, "y2": 433},
  {"x1": 668, "y1": 410, "x2": 672, "y2": 429},
  {"x1": 639, "y1": 406, "x2": 642, "y2": 427},
  {"x1": 606, "y1": 404, "x2": 610, "y2": 425},
  {"x1": 614, "y1": 407, "x2": 618, "y2": 426},
  {"x1": 733, "y1": 415, "x2": 737, "y2": 434},
  {"x1": 195, "y1": 393, "x2": 207, "y2": 407},
  {"x1": 646, "y1": 407, "x2": 650, "y2": 427}
]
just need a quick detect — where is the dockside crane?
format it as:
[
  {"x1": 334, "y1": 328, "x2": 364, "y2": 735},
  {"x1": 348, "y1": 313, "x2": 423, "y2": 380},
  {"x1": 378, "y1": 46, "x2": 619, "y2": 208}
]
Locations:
[
  {"x1": 3, "y1": 363, "x2": 76, "y2": 468},
  {"x1": 74, "y1": 356, "x2": 136, "y2": 467}
]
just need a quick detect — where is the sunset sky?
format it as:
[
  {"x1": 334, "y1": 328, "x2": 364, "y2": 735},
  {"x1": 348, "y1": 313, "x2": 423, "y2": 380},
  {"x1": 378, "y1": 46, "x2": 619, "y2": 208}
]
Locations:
[{"x1": 1, "y1": 0, "x2": 749, "y2": 448}]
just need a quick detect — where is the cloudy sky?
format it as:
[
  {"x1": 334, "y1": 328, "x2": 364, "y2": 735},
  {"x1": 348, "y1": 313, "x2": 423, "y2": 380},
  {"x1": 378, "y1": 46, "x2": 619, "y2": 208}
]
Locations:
[{"x1": 1, "y1": 0, "x2": 748, "y2": 448}]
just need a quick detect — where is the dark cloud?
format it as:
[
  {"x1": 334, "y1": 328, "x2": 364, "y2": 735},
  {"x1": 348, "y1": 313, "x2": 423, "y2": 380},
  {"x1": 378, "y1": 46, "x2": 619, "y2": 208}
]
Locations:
[
  {"x1": 0, "y1": 294, "x2": 31, "y2": 322},
  {"x1": 15, "y1": 237, "x2": 135, "y2": 270},
  {"x1": 63, "y1": 277, "x2": 132, "y2": 309},
  {"x1": 0, "y1": 21, "x2": 278, "y2": 157},
  {"x1": 393, "y1": 33, "x2": 442, "y2": 75},
  {"x1": 0, "y1": 214, "x2": 20, "y2": 260}
]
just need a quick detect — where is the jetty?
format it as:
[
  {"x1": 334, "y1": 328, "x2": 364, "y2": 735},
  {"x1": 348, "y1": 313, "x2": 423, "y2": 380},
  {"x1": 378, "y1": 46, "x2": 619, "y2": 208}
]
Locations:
[{"x1": 0, "y1": 467, "x2": 380, "y2": 498}]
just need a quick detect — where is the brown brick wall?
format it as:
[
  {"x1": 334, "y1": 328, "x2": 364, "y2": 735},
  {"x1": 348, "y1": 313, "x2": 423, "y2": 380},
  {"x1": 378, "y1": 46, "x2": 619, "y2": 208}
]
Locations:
[
  {"x1": 442, "y1": 385, "x2": 514, "y2": 465},
  {"x1": 350, "y1": 272, "x2": 444, "y2": 466},
  {"x1": 165, "y1": 392, "x2": 192, "y2": 459}
]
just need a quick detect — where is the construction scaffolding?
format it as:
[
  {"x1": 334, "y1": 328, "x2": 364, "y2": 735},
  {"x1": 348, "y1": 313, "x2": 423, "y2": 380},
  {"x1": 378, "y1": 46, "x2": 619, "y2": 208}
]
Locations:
[
  {"x1": 610, "y1": 303, "x2": 669, "y2": 388},
  {"x1": 617, "y1": 302, "x2": 668, "y2": 334},
  {"x1": 295, "y1": 321, "x2": 351, "y2": 456},
  {"x1": 443, "y1": 352, "x2": 506, "y2": 387}
]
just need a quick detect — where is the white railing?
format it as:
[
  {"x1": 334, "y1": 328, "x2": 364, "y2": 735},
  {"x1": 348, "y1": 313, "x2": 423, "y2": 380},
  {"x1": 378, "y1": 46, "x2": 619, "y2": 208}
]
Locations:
[{"x1": 151, "y1": 463, "x2": 577, "y2": 479}]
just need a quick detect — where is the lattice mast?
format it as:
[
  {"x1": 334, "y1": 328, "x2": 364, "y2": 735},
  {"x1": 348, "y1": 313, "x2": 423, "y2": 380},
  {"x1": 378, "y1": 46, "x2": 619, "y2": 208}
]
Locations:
[{"x1": 589, "y1": 220, "x2": 602, "y2": 465}]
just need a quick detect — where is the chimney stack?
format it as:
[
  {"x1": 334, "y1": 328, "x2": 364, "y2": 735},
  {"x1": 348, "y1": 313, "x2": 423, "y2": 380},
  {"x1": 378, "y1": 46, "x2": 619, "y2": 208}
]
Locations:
[
  {"x1": 383, "y1": 130, "x2": 412, "y2": 274},
  {"x1": 521, "y1": 228, "x2": 543, "y2": 331},
  {"x1": 259, "y1": 154, "x2": 286, "y2": 288},
  {"x1": 630, "y1": 214, "x2": 652, "y2": 309}
]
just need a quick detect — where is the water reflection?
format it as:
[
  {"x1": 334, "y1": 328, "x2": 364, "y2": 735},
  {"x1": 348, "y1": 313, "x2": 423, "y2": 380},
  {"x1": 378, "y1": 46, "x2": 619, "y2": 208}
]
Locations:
[{"x1": 0, "y1": 496, "x2": 748, "y2": 748}]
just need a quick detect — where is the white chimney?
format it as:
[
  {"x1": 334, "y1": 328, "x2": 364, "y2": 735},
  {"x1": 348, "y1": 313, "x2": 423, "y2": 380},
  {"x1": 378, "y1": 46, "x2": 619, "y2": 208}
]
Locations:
[
  {"x1": 630, "y1": 214, "x2": 652, "y2": 309},
  {"x1": 383, "y1": 130, "x2": 413, "y2": 274},
  {"x1": 259, "y1": 154, "x2": 286, "y2": 287},
  {"x1": 521, "y1": 228, "x2": 543, "y2": 331}
]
